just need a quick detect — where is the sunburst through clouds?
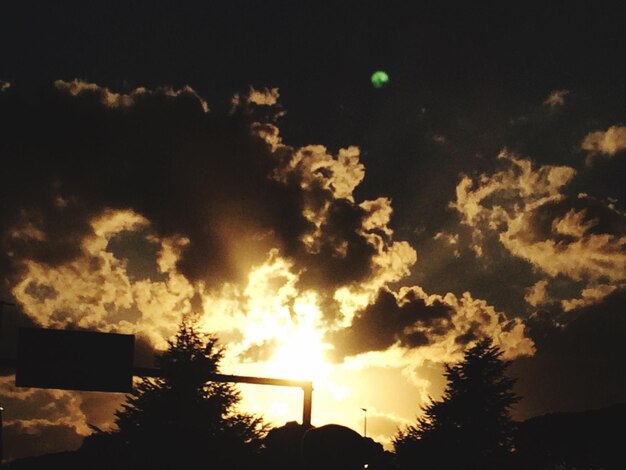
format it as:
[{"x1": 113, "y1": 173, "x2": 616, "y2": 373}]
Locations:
[{"x1": 4, "y1": 64, "x2": 626, "y2": 463}]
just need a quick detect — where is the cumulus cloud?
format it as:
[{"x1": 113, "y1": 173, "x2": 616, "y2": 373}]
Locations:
[{"x1": 581, "y1": 124, "x2": 626, "y2": 158}]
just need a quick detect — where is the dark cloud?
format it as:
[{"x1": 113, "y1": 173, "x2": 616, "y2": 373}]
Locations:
[
  {"x1": 297, "y1": 198, "x2": 376, "y2": 290},
  {"x1": 328, "y1": 284, "x2": 535, "y2": 363},
  {"x1": 0, "y1": 81, "x2": 387, "y2": 297},
  {"x1": 105, "y1": 229, "x2": 164, "y2": 283},
  {"x1": 327, "y1": 289, "x2": 453, "y2": 360}
]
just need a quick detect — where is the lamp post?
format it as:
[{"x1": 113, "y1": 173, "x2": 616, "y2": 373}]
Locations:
[{"x1": 361, "y1": 407, "x2": 367, "y2": 437}]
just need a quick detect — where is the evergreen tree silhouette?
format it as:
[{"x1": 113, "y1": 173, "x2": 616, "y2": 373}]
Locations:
[
  {"x1": 394, "y1": 338, "x2": 519, "y2": 470},
  {"x1": 110, "y1": 317, "x2": 267, "y2": 469}
]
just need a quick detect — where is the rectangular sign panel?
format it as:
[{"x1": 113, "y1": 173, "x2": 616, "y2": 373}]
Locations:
[{"x1": 16, "y1": 327, "x2": 135, "y2": 393}]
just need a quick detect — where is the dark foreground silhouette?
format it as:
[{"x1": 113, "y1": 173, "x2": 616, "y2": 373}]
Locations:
[
  {"x1": 2, "y1": 422, "x2": 395, "y2": 470},
  {"x1": 3, "y1": 331, "x2": 624, "y2": 469},
  {"x1": 512, "y1": 403, "x2": 626, "y2": 469},
  {"x1": 3, "y1": 405, "x2": 626, "y2": 469}
]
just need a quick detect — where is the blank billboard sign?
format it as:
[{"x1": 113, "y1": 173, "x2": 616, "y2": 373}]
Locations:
[{"x1": 16, "y1": 328, "x2": 135, "y2": 393}]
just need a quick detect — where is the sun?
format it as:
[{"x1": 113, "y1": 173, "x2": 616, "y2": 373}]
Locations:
[
  {"x1": 211, "y1": 253, "x2": 334, "y2": 385},
  {"x1": 266, "y1": 324, "x2": 329, "y2": 383},
  {"x1": 264, "y1": 298, "x2": 332, "y2": 384}
]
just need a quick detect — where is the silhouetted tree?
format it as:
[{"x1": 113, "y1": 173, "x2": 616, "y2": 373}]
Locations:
[
  {"x1": 394, "y1": 338, "x2": 519, "y2": 470},
  {"x1": 111, "y1": 317, "x2": 267, "y2": 469}
]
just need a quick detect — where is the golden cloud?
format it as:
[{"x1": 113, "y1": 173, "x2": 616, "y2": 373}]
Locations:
[
  {"x1": 581, "y1": 124, "x2": 626, "y2": 157},
  {"x1": 54, "y1": 79, "x2": 209, "y2": 112},
  {"x1": 453, "y1": 151, "x2": 626, "y2": 289}
]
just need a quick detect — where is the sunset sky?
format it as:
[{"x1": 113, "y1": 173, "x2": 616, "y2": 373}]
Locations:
[{"x1": 1, "y1": 1, "x2": 626, "y2": 460}]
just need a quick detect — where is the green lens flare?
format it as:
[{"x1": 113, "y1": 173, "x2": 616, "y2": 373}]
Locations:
[{"x1": 371, "y1": 70, "x2": 390, "y2": 88}]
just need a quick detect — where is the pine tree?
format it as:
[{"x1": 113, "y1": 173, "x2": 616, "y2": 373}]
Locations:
[
  {"x1": 111, "y1": 317, "x2": 267, "y2": 469},
  {"x1": 394, "y1": 338, "x2": 519, "y2": 470}
]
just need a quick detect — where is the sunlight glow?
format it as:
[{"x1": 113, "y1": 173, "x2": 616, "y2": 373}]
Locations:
[{"x1": 265, "y1": 295, "x2": 332, "y2": 383}]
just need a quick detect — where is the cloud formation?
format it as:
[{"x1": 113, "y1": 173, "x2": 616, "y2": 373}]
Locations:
[
  {"x1": 328, "y1": 286, "x2": 534, "y2": 363},
  {"x1": 1, "y1": 80, "x2": 415, "y2": 302},
  {"x1": 452, "y1": 151, "x2": 626, "y2": 308},
  {"x1": 581, "y1": 124, "x2": 626, "y2": 158},
  {"x1": 247, "y1": 87, "x2": 280, "y2": 106},
  {"x1": 0, "y1": 81, "x2": 539, "y2": 458}
]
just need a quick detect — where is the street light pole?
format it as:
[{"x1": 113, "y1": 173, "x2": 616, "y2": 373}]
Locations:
[{"x1": 361, "y1": 407, "x2": 367, "y2": 437}]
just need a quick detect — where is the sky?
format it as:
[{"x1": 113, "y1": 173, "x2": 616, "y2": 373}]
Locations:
[{"x1": 1, "y1": 0, "x2": 626, "y2": 460}]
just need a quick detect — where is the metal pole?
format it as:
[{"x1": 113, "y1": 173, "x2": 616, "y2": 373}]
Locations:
[
  {"x1": 302, "y1": 383, "x2": 313, "y2": 428},
  {"x1": 361, "y1": 407, "x2": 367, "y2": 437}
]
